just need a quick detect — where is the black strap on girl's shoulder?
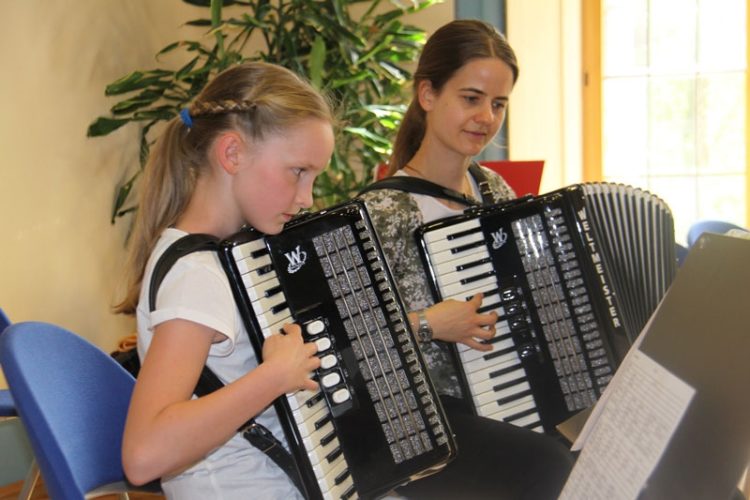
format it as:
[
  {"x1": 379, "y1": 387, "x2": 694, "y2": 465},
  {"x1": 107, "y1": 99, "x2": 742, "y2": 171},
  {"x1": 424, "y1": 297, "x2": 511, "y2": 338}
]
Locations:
[
  {"x1": 148, "y1": 233, "x2": 220, "y2": 312},
  {"x1": 148, "y1": 233, "x2": 303, "y2": 493},
  {"x1": 358, "y1": 162, "x2": 494, "y2": 206}
]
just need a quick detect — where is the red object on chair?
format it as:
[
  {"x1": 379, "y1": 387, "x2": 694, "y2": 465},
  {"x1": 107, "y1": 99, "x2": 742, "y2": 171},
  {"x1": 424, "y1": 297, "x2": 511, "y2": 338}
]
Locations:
[
  {"x1": 479, "y1": 160, "x2": 544, "y2": 196},
  {"x1": 374, "y1": 160, "x2": 545, "y2": 196}
]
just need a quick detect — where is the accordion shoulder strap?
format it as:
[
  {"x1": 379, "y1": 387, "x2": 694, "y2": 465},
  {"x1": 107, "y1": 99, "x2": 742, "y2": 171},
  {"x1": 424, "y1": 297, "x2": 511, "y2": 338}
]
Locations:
[
  {"x1": 358, "y1": 162, "x2": 494, "y2": 206},
  {"x1": 148, "y1": 233, "x2": 302, "y2": 491}
]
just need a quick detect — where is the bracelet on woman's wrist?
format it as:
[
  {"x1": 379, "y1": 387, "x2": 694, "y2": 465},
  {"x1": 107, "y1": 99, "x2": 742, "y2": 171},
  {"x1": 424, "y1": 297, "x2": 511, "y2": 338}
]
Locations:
[{"x1": 415, "y1": 309, "x2": 433, "y2": 343}]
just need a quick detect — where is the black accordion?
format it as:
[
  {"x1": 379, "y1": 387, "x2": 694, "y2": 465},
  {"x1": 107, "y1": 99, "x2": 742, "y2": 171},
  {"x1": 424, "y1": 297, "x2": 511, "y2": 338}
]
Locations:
[
  {"x1": 217, "y1": 199, "x2": 456, "y2": 500},
  {"x1": 415, "y1": 182, "x2": 677, "y2": 435}
]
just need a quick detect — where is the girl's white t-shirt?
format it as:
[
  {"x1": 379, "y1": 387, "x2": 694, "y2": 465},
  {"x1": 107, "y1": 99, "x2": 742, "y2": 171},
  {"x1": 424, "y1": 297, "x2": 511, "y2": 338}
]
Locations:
[{"x1": 135, "y1": 227, "x2": 303, "y2": 500}]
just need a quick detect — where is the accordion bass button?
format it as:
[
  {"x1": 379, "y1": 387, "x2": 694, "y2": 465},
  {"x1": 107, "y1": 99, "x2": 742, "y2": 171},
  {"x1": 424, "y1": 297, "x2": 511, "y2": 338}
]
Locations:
[
  {"x1": 332, "y1": 388, "x2": 351, "y2": 404},
  {"x1": 321, "y1": 371, "x2": 342, "y2": 388},
  {"x1": 315, "y1": 337, "x2": 332, "y2": 352},
  {"x1": 306, "y1": 319, "x2": 326, "y2": 335},
  {"x1": 320, "y1": 354, "x2": 338, "y2": 369}
]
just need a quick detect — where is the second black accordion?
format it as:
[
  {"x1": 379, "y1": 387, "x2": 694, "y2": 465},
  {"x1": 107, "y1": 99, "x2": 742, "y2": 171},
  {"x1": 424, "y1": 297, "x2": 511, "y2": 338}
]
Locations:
[
  {"x1": 416, "y1": 183, "x2": 677, "y2": 435},
  {"x1": 218, "y1": 199, "x2": 456, "y2": 500}
]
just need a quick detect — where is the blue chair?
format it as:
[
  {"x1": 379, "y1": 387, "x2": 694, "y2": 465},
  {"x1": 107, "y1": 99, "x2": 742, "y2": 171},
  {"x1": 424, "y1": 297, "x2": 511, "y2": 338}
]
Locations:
[
  {"x1": 687, "y1": 219, "x2": 749, "y2": 247},
  {"x1": 1, "y1": 307, "x2": 16, "y2": 417},
  {"x1": 0, "y1": 321, "x2": 151, "y2": 499},
  {"x1": 0, "y1": 308, "x2": 40, "y2": 499}
]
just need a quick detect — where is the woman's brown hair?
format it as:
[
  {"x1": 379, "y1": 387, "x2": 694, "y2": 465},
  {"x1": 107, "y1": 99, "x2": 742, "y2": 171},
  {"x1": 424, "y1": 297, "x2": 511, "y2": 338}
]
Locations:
[{"x1": 387, "y1": 19, "x2": 519, "y2": 175}]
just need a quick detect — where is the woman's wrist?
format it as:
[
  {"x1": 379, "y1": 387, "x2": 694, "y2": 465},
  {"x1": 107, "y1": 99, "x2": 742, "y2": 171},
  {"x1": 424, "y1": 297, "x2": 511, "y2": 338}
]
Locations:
[{"x1": 413, "y1": 308, "x2": 434, "y2": 343}]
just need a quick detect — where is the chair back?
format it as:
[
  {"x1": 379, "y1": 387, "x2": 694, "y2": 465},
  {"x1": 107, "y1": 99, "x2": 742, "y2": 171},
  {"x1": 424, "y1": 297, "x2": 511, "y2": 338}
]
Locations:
[
  {"x1": 0, "y1": 321, "x2": 136, "y2": 500},
  {"x1": 0, "y1": 307, "x2": 9, "y2": 331},
  {"x1": 0, "y1": 307, "x2": 16, "y2": 416},
  {"x1": 687, "y1": 219, "x2": 749, "y2": 247}
]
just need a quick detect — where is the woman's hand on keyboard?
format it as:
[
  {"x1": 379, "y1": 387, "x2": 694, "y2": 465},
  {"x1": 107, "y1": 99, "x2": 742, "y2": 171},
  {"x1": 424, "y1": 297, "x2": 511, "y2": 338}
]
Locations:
[{"x1": 428, "y1": 294, "x2": 498, "y2": 351}]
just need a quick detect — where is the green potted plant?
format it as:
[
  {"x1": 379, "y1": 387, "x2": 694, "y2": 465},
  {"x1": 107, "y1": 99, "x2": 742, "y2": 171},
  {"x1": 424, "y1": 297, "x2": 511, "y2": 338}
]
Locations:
[{"x1": 88, "y1": 0, "x2": 437, "y2": 224}]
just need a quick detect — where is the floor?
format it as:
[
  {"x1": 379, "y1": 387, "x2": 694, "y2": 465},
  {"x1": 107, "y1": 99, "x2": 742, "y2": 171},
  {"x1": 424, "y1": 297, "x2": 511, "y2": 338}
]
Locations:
[{"x1": 0, "y1": 479, "x2": 165, "y2": 500}]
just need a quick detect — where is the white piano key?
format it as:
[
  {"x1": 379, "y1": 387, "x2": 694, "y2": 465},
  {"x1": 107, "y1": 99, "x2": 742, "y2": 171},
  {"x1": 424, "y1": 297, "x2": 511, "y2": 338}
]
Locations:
[
  {"x1": 435, "y1": 262, "x2": 494, "y2": 288},
  {"x1": 294, "y1": 404, "x2": 329, "y2": 439},
  {"x1": 470, "y1": 366, "x2": 526, "y2": 396},
  {"x1": 458, "y1": 330, "x2": 513, "y2": 363},
  {"x1": 306, "y1": 434, "x2": 339, "y2": 467},
  {"x1": 321, "y1": 474, "x2": 355, "y2": 500},
  {"x1": 250, "y1": 289, "x2": 287, "y2": 316},
  {"x1": 302, "y1": 420, "x2": 334, "y2": 452},
  {"x1": 240, "y1": 265, "x2": 277, "y2": 289},
  {"x1": 478, "y1": 393, "x2": 537, "y2": 420},
  {"x1": 231, "y1": 238, "x2": 266, "y2": 259},
  {"x1": 290, "y1": 392, "x2": 327, "y2": 422},
  {"x1": 423, "y1": 219, "x2": 482, "y2": 244},
  {"x1": 432, "y1": 247, "x2": 491, "y2": 276},
  {"x1": 235, "y1": 253, "x2": 272, "y2": 275},
  {"x1": 443, "y1": 280, "x2": 499, "y2": 301},
  {"x1": 263, "y1": 314, "x2": 293, "y2": 338},
  {"x1": 440, "y1": 275, "x2": 497, "y2": 298},
  {"x1": 287, "y1": 388, "x2": 319, "y2": 411},
  {"x1": 473, "y1": 380, "x2": 532, "y2": 407},
  {"x1": 313, "y1": 448, "x2": 347, "y2": 482},
  {"x1": 255, "y1": 307, "x2": 292, "y2": 329},
  {"x1": 465, "y1": 356, "x2": 520, "y2": 385},
  {"x1": 244, "y1": 276, "x2": 281, "y2": 302},
  {"x1": 462, "y1": 344, "x2": 519, "y2": 375},
  {"x1": 508, "y1": 413, "x2": 543, "y2": 429}
]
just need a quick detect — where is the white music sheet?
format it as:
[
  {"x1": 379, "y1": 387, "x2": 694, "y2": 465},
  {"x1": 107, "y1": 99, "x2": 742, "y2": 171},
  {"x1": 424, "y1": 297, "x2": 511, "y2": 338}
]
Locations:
[{"x1": 558, "y1": 348, "x2": 695, "y2": 500}]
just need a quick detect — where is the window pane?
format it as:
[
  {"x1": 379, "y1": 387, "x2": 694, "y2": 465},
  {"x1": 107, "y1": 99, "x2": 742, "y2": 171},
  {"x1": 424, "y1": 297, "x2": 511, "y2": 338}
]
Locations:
[
  {"x1": 650, "y1": 0, "x2": 698, "y2": 72},
  {"x1": 697, "y1": 73, "x2": 746, "y2": 174},
  {"x1": 649, "y1": 176, "x2": 699, "y2": 244},
  {"x1": 697, "y1": 175, "x2": 747, "y2": 225},
  {"x1": 603, "y1": 0, "x2": 648, "y2": 75},
  {"x1": 649, "y1": 76, "x2": 696, "y2": 175},
  {"x1": 602, "y1": 77, "x2": 648, "y2": 177},
  {"x1": 698, "y1": 0, "x2": 746, "y2": 70}
]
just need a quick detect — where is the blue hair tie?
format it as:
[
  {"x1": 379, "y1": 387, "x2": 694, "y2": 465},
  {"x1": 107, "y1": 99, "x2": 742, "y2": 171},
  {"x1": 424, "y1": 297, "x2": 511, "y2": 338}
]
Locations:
[{"x1": 179, "y1": 108, "x2": 193, "y2": 128}]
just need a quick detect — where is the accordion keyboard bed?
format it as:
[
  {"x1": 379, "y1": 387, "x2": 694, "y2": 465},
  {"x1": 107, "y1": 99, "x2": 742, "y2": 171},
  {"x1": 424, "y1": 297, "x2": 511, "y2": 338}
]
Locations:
[{"x1": 416, "y1": 182, "x2": 677, "y2": 436}]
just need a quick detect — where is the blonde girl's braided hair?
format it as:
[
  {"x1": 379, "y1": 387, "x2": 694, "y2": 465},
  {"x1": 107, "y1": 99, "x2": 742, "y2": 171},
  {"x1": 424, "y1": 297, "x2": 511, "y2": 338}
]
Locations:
[{"x1": 115, "y1": 61, "x2": 334, "y2": 315}]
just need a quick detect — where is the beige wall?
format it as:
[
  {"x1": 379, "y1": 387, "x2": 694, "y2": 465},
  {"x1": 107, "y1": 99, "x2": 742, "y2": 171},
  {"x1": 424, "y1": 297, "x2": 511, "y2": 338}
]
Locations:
[
  {"x1": 0, "y1": 0, "x2": 579, "y2": 388},
  {"x1": 507, "y1": 0, "x2": 583, "y2": 193},
  {"x1": 0, "y1": 1, "x2": 221, "y2": 387},
  {"x1": 0, "y1": 1, "x2": 454, "y2": 387}
]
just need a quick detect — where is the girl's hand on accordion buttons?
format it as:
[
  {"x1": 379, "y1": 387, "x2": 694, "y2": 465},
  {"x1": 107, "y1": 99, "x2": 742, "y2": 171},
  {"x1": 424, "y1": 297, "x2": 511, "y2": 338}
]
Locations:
[
  {"x1": 262, "y1": 323, "x2": 321, "y2": 393},
  {"x1": 429, "y1": 293, "x2": 498, "y2": 351}
]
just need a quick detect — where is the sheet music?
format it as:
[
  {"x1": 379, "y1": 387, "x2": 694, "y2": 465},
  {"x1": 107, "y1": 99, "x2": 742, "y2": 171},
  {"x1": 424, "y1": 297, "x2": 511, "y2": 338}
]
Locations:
[{"x1": 558, "y1": 348, "x2": 695, "y2": 500}]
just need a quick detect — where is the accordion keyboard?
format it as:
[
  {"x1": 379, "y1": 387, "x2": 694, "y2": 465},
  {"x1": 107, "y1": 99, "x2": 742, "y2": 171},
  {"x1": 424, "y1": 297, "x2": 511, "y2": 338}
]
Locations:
[{"x1": 222, "y1": 200, "x2": 456, "y2": 500}]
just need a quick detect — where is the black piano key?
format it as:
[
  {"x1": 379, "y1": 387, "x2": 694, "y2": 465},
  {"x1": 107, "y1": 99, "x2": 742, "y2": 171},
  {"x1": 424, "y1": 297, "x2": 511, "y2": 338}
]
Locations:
[
  {"x1": 334, "y1": 468, "x2": 351, "y2": 486},
  {"x1": 488, "y1": 362, "x2": 523, "y2": 380},
  {"x1": 456, "y1": 257, "x2": 491, "y2": 272},
  {"x1": 326, "y1": 446, "x2": 344, "y2": 464},
  {"x1": 446, "y1": 227, "x2": 482, "y2": 240},
  {"x1": 250, "y1": 247, "x2": 269, "y2": 259},
  {"x1": 460, "y1": 270, "x2": 495, "y2": 286},
  {"x1": 483, "y1": 344, "x2": 517, "y2": 361},
  {"x1": 503, "y1": 405, "x2": 539, "y2": 424},
  {"x1": 265, "y1": 285, "x2": 282, "y2": 297},
  {"x1": 306, "y1": 391, "x2": 325, "y2": 408},
  {"x1": 320, "y1": 429, "x2": 336, "y2": 447},
  {"x1": 496, "y1": 387, "x2": 533, "y2": 406},
  {"x1": 492, "y1": 375, "x2": 528, "y2": 393},
  {"x1": 451, "y1": 240, "x2": 486, "y2": 254},
  {"x1": 271, "y1": 301, "x2": 289, "y2": 314},
  {"x1": 315, "y1": 413, "x2": 332, "y2": 430}
]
